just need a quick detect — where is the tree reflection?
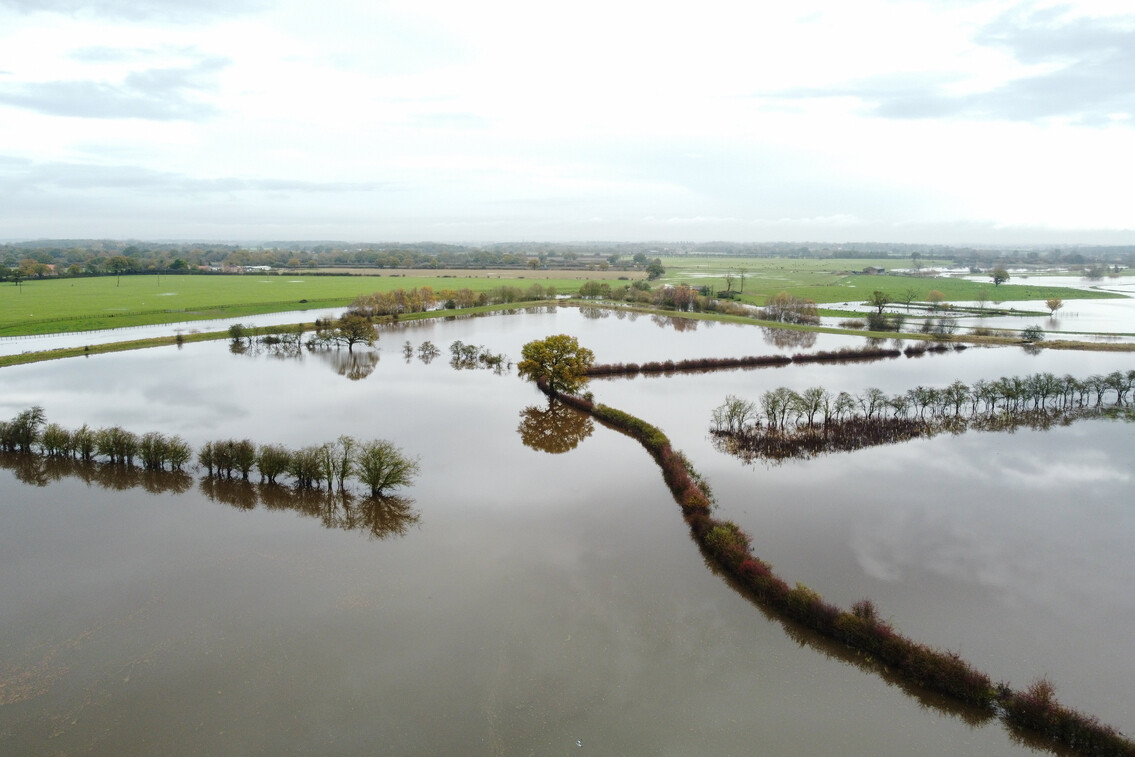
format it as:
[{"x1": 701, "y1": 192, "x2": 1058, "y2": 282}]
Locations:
[
  {"x1": 760, "y1": 325, "x2": 817, "y2": 350},
  {"x1": 200, "y1": 476, "x2": 259, "y2": 510},
  {"x1": 0, "y1": 452, "x2": 418, "y2": 541},
  {"x1": 199, "y1": 481, "x2": 420, "y2": 539},
  {"x1": 309, "y1": 348, "x2": 380, "y2": 380},
  {"x1": 0, "y1": 452, "x2": 194, "y2": 492},
  {"x1": 232, "y1": 338, "x2": 376, "y2": 380},
  {"x1": 517, "y1": 401, "x2": 595, "y2": 454},
  {"x1": 352, "y1": 495, "x2": 419, "y2": 540},
  {"x1": 700, "y1": 551, "x2": 996, "y2": 729},
  {"x1": 651, "y1": 314, "x2": 698, "y2": 331}
]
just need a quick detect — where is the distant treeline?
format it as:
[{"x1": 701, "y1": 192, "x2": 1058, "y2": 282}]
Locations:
[
  {"x1": 0, "y1": 407, "x2": 418, "y2": 498},
  {"x1": 4, "y1": 239, "x2": 1133, "y2": 280},
  {"x1": 0, "y1": 242, "x2": 658, "y2": 280}
]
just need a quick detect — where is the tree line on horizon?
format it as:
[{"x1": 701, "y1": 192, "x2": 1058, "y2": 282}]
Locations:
[{"x1": 3, "y1": 239, "x2": 1133, "y2": 279}]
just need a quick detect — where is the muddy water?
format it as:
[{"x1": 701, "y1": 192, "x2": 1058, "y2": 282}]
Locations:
[{"x1": 1, "y1": 307, "x2": 1131, "y2": 755}]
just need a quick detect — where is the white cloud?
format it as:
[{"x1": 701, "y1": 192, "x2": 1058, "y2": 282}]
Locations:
[{"x1": 0, "y1": 0, "x2": 1132, "y2": 241}]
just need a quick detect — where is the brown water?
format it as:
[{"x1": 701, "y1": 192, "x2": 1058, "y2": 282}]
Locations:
[{"x1": 1, "y1": 307, "x2": 1132, "y2": 755}]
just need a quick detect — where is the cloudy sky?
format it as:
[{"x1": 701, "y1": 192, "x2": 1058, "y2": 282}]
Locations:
[{"x1": 0, "y1": 0, "x2": 1132, "y2": 244}]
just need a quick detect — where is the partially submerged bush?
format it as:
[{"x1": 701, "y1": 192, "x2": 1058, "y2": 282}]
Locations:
[{"x1": 355, "y1": 439, "x2": 420, "y2": 497}]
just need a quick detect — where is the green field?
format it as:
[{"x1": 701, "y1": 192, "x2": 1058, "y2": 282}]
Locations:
[
  {"x1": 658, "y1": 257, "x2": 1122, "y2": 307},
  {"x1": 0, "y1": 274, "x2": 593, "y2": 336},
  {"x1": 1, "y1": 260, "x2": 1126, "y2": 337}
]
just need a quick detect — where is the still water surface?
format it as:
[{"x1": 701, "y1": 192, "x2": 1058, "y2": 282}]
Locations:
[{"x1": 1, "y1": 308, "x2": 1132, "y2": 755}]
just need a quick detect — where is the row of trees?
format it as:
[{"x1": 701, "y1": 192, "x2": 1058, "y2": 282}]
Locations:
[
  {"x1": 0, "y1": 408, "x2": 418, "y2": 498},
  {"x1": 0, "y1": 241, "x2": 666, "y2": 279},
  {"x1": 447, "y1": 340, "x2": 509, "y2": 371},
  {"x1": 576, "y1": 280, "x2": 760, "y2": 317},
  {"x1": 0, "y1": 443, "x2": 419, "y2": 541},
  {"x1": 525, "y1": 339, "x2": 1135, "y2": 755},
  {"x1": 232, "y1": 315, "x2": 381, "y2": 355},
  {"x1": 714, "y1": 369, "x2": 1135, "y2": 437},
  {"x1": 348, "y1": 284, "x2": 560, "y2": 318},
  {"x1": 1, "y1": 409, "x2": 194, "y2": 468}
]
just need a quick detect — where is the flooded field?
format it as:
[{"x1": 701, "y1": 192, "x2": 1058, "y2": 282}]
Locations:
[
  {"x1": 830, "y1": 274, "x2": 1135, "y2": 342},
  {"x1": 1, "y1": 307, "x2": 1132, "y2": 755}
]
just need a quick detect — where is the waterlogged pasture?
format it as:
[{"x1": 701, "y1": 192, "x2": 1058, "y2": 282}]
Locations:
[
  {"x1": 828, "y1": 274, "x2": 1135, "y2": 341},
  {"x1": 1, "y1": 308, "x2": 1132, "y2": 755}
]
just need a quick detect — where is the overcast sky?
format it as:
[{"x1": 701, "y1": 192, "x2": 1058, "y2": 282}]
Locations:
[{"x1": 1, "y1": 0, "x2": 1132, "y2": 244}]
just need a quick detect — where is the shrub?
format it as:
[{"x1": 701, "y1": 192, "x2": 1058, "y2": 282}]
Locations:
[
  {"x1": 785, "y1": 582, "x2": 841, "y2": 632},
  {"x1": 288, "y1": 446, "x2": 325, "y2": 489},
  {"x1": 866, "y1": 312, "x2": 890, "y2": 331},
  {"x1": 197, "y1": 441, "x2": 216, "y2": 476},
  {"x1": 355, "y1": 439, "x2": 420, "y2": 497},
  {"x1": 165, "y1": 436, "x2": 193, "y2": 470},
  {"x1": 257, "y1": 444, "x2": 292, "y2": 484},
  {"x1": 139, "y1": 432, "x2": 169, "y2": 470},
  {"x1": 96, "y1": 426, "x2": 138, "y2": 465},
  {"x1": 704, "y1": 522, "x2": 751, "y2": 559},
  {"x1": 40, "y1": 423, "x2": 72, "y2": 456},
  {"x1": 72, "y1": 424, "x2": 96, "y2": 461},
  {"x1": 211, "y1": 440, "x2": 236, "y2": 478},
  {"x1": 230, "y1": 439, "x2": 257, "y2": 480},
  {"x1": 2, "y1": 406, "x2": 46, "y2": 453}
]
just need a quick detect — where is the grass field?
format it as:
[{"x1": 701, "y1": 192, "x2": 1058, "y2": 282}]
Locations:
[
  {"x1": 0, "y1": 273, "x2": 606, "y2": 336},
  {"x1": 0, "y1": 259, "x2": 1126, "y2": 337},
  {"x1": 658, "y1": 257, "x2": 1123, "y2": 306}
]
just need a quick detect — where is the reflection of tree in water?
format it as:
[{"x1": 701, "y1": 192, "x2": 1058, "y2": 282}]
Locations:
[
  {"x1": 517, "y1": 401, "x2": 594, "y2": 454},
  {"x1": 579, "y1": 307, "x2": 609, "y2": 320},
  {"x1": 0, "y1": 452, "x2": 417, "y2": 541},
  {"x1": 208, "y1": 481, "x2": 420, "y2": 540},
  {"x1": 353, "y1": 495, "x2": 418, "y2": 540},
  {"x1": 200, "y1": 476, "x2": 260, "y2": 510},
  {"x1": 651, "y1": 314, "x2": 698, "y2": 332},
  {"x1": 760, "y1": 326, "x2": 817, "y2": 350},
  {"x1": 754, "y1": 590, "x2": 995, "y2": 729},
  {"x1": 701, "y1": 553, "x2": 995, "y2": 728},
  {"x1": 0, "y1": 453, "x2": 194, "y2": 492},
  {"x1": 310, "y1": 348, "x2": 380, "y2": 380},
  {"x1": 233, "y1": 336, "x2": 374, "y2": 380}
]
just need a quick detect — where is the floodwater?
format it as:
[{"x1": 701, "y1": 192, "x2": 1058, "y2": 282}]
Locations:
[
  {"x1": 831, "y1": 273, "x2": 1135, "y2": 341},
  {"x1": 0, "y1": 307, "x2": 349, "y2": 358},
  {"x1": 1, "y1": 307, "x2": 1132, "y2": 755}
]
